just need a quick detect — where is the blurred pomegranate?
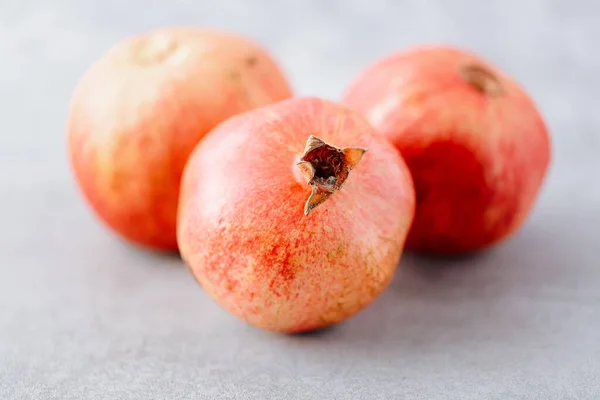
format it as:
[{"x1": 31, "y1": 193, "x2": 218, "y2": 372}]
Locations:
[
  {"x1": 343, "y1": 45, "x2": 551, "y2": 255},
  {"x1": 67, "y1": 27, "x2": 293, "y2": 251}
]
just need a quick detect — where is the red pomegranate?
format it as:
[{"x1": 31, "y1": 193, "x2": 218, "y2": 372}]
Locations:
[
  {"x1": 67, "y1": 27, "x2": 293, "y2": 251},
  {"x1": 342, "y1": 45, "x2": 551, "y2": 255},
  {"x1": 177, "y1": 96, "x2": 416, "y2": 333}
]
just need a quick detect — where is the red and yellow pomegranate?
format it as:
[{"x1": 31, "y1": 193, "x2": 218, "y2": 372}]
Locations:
[
  {"x1": 343, "y1": 45, "x2": 551, "y2": 255},
  {"x1": 67, "y1": 27, "x2": 293, "y2": 251},
  {"x1": 177, "y1": 96, "x2": 416, "y2": 333}
]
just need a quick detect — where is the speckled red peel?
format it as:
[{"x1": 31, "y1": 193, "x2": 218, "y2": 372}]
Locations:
[
  {"x1": 342, "y1": 45, "x2": 551, "y2": 255},
  {"x1": 176, "y1": 96, "x2": 416, "y2": 333}
]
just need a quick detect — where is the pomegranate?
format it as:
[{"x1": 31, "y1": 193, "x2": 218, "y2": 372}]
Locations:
[
  {"x1": 67, "y1": 27, "x2": 293, "y2": 251},
  {"x1": 342, "y1": 45, "x2": 551, "y2": 255},
  {"x1": 177, "y1": 96, "x2": 415, "y2": 333}
]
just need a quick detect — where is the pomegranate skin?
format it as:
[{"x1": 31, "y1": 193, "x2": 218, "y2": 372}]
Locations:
[
  {"x1": 67, "y1": 27, "x2": 293, "y2": 251},
  {"x1": 342, "y1": 45, "x2": 551, "y2": 255},
  {"x1": 177, "y1": 97, "x2": 416, "y2": 333}
]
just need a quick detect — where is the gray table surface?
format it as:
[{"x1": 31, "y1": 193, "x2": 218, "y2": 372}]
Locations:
[{"x1": 2, "y1": 1, "x2": 599, "y2": 399}]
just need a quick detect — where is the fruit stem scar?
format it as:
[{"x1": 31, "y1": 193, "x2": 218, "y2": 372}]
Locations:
[
  {"x1": 135, "y1": 35, "x2": 178, "y2": 64},
  {"x1": 245, "y1": 55, "x2": 258, "y2": 67},
  {"x1": 459, "y1": 63, "x2": 503, "y2": 96},
  {"x1": 296, "y1": 135, "x2": 367, "y2": 216}
]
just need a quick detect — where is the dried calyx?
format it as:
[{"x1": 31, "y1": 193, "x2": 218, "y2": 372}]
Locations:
[
  {"x1": 297, "y1": 135, "x2": 367, "y2": 216},
  {"x1": 460, "y1": 63, "x2": 503, "y2": 96}
]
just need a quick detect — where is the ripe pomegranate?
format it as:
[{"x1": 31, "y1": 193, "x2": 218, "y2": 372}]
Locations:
[
  {"x1": 67, "y1": 27, "x2": 293, "y2": 251},
  {"x1": 342, "y1": 45, "x2": 551, "y2": 255},
  {"x1": 177, "y1": 97, "x2": 415, "y2": 333}
]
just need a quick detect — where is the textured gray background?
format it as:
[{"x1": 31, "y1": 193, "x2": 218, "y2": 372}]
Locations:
[{"x1": 1, "y1": 1, "x2": 599, "y2": 399}]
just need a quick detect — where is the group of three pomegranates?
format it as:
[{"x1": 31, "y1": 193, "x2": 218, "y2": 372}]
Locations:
[{"x1": 67, "y1": 27, "x2": 551, "y2": 333}]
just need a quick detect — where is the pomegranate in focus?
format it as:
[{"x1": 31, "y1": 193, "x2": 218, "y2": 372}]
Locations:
[
  {"x1": 342, "y1": 45, "x2": 551, "y2": 255},
  {"x1": 177, "y1": 97, "x2": 415, "y2": 333},
  {"x1": 67, "y1": 27, "x2": 293, "y2": 251}
]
